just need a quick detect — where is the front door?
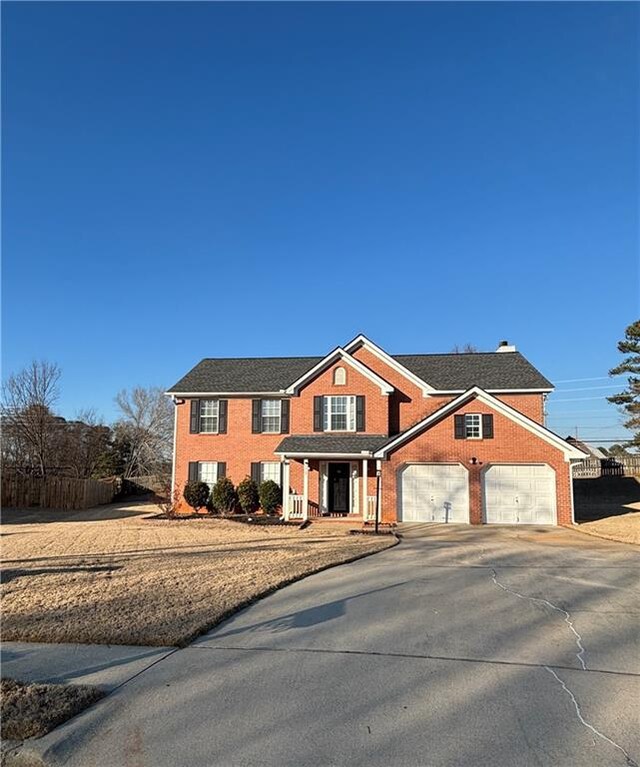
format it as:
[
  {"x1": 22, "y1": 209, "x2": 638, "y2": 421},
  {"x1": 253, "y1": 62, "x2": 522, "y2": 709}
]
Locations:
[{"x1": 328, "y1": 462, "x2": 350, "y2": 514}]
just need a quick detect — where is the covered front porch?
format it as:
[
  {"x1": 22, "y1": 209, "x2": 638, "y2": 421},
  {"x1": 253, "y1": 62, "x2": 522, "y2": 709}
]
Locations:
[{"x1": 276, "y1": 435, "x2": 388, "y2": 523}]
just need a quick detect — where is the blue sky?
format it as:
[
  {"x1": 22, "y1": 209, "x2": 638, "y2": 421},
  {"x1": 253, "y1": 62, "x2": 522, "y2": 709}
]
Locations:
[{"x1": 2, "y1": 2, "x2": 638, "y2": 444}]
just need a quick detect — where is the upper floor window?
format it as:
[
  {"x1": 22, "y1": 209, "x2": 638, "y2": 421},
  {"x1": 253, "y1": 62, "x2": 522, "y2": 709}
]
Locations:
[
  {"x1": 465, "y1": 414, "x2": 481, "y2": 439},
  {"x1": 324, "y1": 395, "x2": 356, "y2": 431},
  {"x1": 261, "y1": 400, "x2": 281, "y2": 433},
  {"x1": 333, "y1": 366, "x2": 346, "y2": 385},
  {"x1": 200, "y1": 400, "x2": 219, "y2": 433},
  {"x1": 454, "y1": 413, "x2": 494, "y2": 440}
]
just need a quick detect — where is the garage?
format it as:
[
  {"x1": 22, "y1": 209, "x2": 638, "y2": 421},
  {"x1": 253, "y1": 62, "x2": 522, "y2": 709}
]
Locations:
[
  {"x1": 399, "y1": 464, "x2": 469, "y2": 523},
  {"x1": 483, "y1": 464, "x2": 556, "y2": 524}
]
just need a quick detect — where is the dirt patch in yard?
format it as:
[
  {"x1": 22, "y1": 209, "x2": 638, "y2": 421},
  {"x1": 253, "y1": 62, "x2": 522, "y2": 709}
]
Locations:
[
  {"x1": 0, "y1": 678, "x2": 104, "y2": 741},
  {"x1": 1, "y1": 502, "x2": 395, "y2": 646}
]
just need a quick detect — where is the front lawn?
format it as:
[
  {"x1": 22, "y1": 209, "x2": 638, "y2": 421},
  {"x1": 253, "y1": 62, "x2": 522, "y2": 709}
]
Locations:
[
  {"x1": 1, "y1": 502, "x2": 395, "y2": 646},
  {"x1": 0, "y1": 678, "x2": 104, "y2": 741}
]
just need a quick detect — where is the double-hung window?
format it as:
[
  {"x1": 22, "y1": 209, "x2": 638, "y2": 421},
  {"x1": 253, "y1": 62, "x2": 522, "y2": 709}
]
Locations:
[
  {"x1": 261, "y1": 400, "x2": 281, "y2": 433},
  {"x1": 198, "y1": 461, "x2": 218, "y2": 489},
  {"x1": 464, "y1": 414, "x2": 482, "y2": 439},
  {"x1": 199, "y1": 400, "x2": 219, "y2": 433},
  {"x1": 261, "y1": 462, "x2": 281, "y2": 485},
  {"x1": 324, "y1": 395, "x2": 356, "y2": 432}
]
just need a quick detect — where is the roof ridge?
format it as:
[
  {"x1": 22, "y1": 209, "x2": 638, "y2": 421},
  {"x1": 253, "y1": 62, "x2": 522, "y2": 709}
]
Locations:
[
  {"x1": 200, "y1": 355, "x2": 322, "y2": 362},
  {"x1": 393, "y1": 351, "x2": 522, "y2": 358}
]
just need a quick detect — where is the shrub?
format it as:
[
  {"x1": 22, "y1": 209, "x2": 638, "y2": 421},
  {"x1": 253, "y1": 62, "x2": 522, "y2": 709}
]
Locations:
[
  {"x1": 211, "y1": 476, "x2": 238, "y2": 514},
  {"x1": 259, "y1": 480, "x2": 282, "y2": 515},
  {"x1": 183, "y1": 481, "x2": 210, "y2": 513},
  {"x1": 155, "y1": 481, "x2": 180, "y2": 518},
  {"x1": 237, "y1": 477, "x2": 259, "y2": 515}
]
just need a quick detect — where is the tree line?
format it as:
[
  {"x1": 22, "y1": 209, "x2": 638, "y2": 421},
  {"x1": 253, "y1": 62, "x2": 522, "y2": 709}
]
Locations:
[{"x1": 1, "y1": 360, "x2": 172, "y2": 481}]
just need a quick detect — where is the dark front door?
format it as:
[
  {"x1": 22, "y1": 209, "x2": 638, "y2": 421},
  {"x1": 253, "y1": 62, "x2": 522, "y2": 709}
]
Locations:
[{"x1": 328, "y1": 462, "x2": 350, "y2": 514}]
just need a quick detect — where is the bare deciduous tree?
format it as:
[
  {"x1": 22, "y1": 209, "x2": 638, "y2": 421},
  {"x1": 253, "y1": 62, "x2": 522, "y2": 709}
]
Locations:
[
  {"x1": 2, "y1": 361, "x2": 62, "y2": 477},
  {"x1": 113, "y1": 386, "x2": 173, "y2": 478},
  {"x1": 450, "y1": 343, "x2": 478, "y2": 354}
]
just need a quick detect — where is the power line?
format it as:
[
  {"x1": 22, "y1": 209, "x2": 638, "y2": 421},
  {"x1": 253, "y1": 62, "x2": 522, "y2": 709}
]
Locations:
[
  {"x1": 551, "y1": 396, "x2": 613, "y2": 402},
  {"x1": 551, "y1": 376, "x2": 622, "y2": 383},
  {"x1": 553, "y1": 384, "x2": 621, "y2": 393}
]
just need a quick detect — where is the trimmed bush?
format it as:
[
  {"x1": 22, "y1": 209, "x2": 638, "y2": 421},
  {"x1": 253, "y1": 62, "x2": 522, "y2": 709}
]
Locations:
[
  {"x1": 211, "y1": 476, "x2": 238, "y2": 514},
  {"x1": 183, "y1": 481, "x2": 210, "y2": 513},
  {"x1": 237, "y1": 477, "x2": 259, "y2": 515},
  {"x1": 259, "y1": 480, "x2": 282, "y2": 515}
]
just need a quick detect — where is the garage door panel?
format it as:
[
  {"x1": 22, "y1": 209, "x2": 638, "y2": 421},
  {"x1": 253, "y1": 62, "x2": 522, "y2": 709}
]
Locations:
[
  {"x1": 484, "y1": 464, "x2": 556, "y2": 525},
  {"x1": 400, "y1": 464, "x2": 469, "y2": 523}
]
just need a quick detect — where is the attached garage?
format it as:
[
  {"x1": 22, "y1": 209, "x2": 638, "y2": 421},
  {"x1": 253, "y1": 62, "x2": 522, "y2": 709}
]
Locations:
[
  {"x1": 399, "y1": 464, "x2": 469, "y2": 523},
  {"x1": 483, "y1": 464, "x2": 556, "y2": 525}
]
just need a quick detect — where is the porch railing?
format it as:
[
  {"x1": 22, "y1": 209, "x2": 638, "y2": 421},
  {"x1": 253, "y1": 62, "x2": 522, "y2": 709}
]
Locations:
[
  {"x1": 287, "y1": 496, "x2": 321, "y2": 520},
  {"x1": 366, "y1": 495, "x2": 377, "y2": 521}
]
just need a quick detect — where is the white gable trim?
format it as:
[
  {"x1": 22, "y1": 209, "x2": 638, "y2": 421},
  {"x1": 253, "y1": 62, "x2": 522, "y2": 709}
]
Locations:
[
  {"x1": 374, "y1": 386, "x2": 588, "y2": 461},
  {"x1": 343, "y1": 334, "x2": 435, "y2": 396},
  {"x1": 285, "y1": 347, "x2": 394, "y2": 396}
]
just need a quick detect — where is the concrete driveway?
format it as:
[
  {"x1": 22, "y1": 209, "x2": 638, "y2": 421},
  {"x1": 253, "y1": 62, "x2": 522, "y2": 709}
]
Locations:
[{"x1": 12, "y1": 525, "x2": 640, "y2": 767}]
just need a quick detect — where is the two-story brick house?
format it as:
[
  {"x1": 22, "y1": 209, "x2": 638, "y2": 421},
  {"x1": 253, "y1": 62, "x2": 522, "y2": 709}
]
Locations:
[{"x1": 168, "y1": 335, "x2": 586, "y2": 526}]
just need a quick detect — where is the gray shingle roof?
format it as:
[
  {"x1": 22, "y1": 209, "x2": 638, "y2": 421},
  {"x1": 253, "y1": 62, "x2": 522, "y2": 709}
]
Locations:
[
  {"x1": 276, "y1": 434, "x2": 390, "y2": 455},
  {"x1": 394, "y1": 352, "x2": 553, "y2": 390},
  {"x1": 167, "y1": 357, "x2": 322, "y2": 393},
  {"x1": 167, "y1": 351, "x2": 552, "y2": 394}
]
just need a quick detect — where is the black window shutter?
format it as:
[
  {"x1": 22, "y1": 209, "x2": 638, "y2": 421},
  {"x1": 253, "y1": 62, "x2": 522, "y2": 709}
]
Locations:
[
  {"x1": 251, "y1": 462, "x2": 261, "y2": 484},
  {"x1": 280, "y1": 399, "x2": 290, "y2": 434},
  {"x1": 190, "y1": 400, "x2": 200, "y2": 433},
  {"x1": 313, "y1": 396, "x2": 324, "y2": 432},
  {"x1": 217, "y1": 462, "x2": 226, "y2": 479},
  {"x1": 482, "y1": 414, "x2": 494, "y2": 439},
  {"x1": 188, "y1": 461, "x2": 199, "y2": 482},
  {"x1": 252, "y1": 400, "x2": 262, "y2": 433},
  {"x1": 356, "y1": 396, "x2": 366, "y2": 432},
  {"x1": 218, "y1": 400, "x2": 228, "y2": 434},
  {"x1": 454, "y1": 415, "x2": 465, "y2": 439}
]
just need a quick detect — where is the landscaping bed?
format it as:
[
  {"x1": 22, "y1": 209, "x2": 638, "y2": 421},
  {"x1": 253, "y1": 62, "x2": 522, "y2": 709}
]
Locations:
[
  {"x1": 0, "y1": 678, "x2": 104, "y2": 741},
  {"x1": 1, "y1": 501, "x2": 396, "y2": 647}
]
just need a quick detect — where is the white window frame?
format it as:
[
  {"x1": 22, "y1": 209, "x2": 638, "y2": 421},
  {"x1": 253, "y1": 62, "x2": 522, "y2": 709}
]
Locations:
[
  {"x1": 261, "y1": 400, "x2": 282, "y2": 433},
  {"x1": 464, "y1": 413, "x2": 482, "y2": 439},
  {"x1": 324, "y1": 395, "x2": 356, "y2": 432},
  {"x1": 200, "y1": 400, "x2": 219, "y2": 434},
  {"x1": 333, "y1": 367, "x2": 346, "y2": 386},
  {"x1": 260, "y1": 461, "x2": 281, "y2": 486},
  {"x1": 198, "y1": 461, "x2": 218, "y2": 489}
]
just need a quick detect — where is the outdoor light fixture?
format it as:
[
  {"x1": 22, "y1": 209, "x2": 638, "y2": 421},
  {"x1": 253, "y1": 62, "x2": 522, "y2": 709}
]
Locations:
[{"x1": 470, "y1": 457, "x2": 478, "y2": 465}]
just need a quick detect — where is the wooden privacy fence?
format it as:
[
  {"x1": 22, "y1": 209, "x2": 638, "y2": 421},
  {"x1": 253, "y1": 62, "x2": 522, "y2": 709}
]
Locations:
[
  {"x1": 2, "y1": 476, "x2": 116, "y2": 511},
  {"x1": 573, "y1": 457, "x2": 640, "y2": 479}
]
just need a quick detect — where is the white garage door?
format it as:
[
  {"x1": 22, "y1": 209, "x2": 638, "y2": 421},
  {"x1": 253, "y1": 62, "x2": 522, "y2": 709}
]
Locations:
[
  {"x1": 483, "y1": 464, "x2": 556, "y2": 525},
  {"x1": 400, "y1": 464, "x2": 469, "y2": 523}
]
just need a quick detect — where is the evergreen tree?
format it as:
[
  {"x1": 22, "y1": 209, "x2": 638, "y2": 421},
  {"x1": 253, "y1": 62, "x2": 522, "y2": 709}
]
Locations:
[{"x1": 608, "y1": 320, "x2": 640, "y2": 450}]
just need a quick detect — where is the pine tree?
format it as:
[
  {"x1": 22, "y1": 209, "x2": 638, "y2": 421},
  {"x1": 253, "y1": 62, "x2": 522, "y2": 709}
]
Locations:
[{"x1": 608, "y1": 320, "x2": 640, "y2": 450}]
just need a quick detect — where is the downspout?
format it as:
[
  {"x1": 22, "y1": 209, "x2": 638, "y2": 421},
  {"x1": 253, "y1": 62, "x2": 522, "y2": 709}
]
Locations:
[{"x1": 170, "y1": 396, "x2": 179, "y2": 500}]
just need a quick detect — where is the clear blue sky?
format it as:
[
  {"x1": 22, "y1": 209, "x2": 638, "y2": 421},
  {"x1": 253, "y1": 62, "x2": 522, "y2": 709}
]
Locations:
[{"x1": 2, "y1": 2, "x2": 638, "y2": 445}]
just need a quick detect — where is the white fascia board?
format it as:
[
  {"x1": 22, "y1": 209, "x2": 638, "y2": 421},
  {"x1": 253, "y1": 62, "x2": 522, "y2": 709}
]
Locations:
[
  {"x1": 343, "y1": 334, "x2": 435, "y2": 396},
  {"x1": 430, "y1": 388, "x2": 554, "y2": 395},
  {"x1": 275, "y1": 451, "x2": 374, "y2": 459},
  {"x1": 165, "y1": 391, "x2": 288, "y2": 398},
  {"x1": 374, "y1": 386, "x2": 587, "y2": 461},
  {"x1": 284, "y1": 347, "x2": 393, "y2": 395}
]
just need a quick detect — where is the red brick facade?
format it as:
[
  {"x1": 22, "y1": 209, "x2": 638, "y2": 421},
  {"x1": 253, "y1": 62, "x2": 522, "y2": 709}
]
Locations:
[{"x1": 172, "y1": 343, "x2": 577, "y2": 524}]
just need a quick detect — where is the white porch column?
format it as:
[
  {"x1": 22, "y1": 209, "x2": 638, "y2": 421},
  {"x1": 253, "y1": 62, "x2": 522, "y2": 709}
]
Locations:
[
  {"x1": 376, "y1": 459, "x2": 383, "y2": 520},
  {"x1": 362, "y1": 458, "x2": 368, "y2": 518},
  {"x1": 302, "y1": 459, "x2": 309, "y2": 520},
  {"x1": 282, "y1": 460, "x2": 291, "y2": 520}
]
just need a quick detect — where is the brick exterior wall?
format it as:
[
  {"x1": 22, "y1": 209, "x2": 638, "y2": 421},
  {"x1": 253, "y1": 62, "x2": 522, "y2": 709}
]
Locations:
[
  {"x1": 379, "y1": 397, "x2": 573, "y2": 526},
  {"x1": 173, "y1": 346, "x2": 564, "y2": 522}
]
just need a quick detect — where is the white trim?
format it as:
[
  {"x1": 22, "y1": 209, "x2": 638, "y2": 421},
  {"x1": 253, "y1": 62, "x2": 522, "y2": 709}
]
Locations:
[
  {"x1": 165, "y1": 391, "x2": 288, "y2": 398},
  {"x1": 374, "y1": 386, "x2": 588, "y2": 461},
  {"x1": 427, "y1": 388, "x2": 554, "y2": 395},
  {"x1": 362, "y1": 457, "x2": 368, "y2": 517},
  {"x1": 569, "y1": 462, "x2": 576, "y2": 525},
  {"x1": 284, "y1": 347, "x2": 393, "y2": 396},
  {"x1": 276, "y1": 451, "x2": 374, "y2": 459},
  {"x1": 170, "y1": 397, "x2": 178, "y2": 498},
  {"x1": 343, "y1": 334, "x2": 435, "y2": 396}
]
